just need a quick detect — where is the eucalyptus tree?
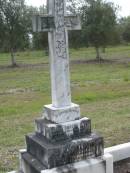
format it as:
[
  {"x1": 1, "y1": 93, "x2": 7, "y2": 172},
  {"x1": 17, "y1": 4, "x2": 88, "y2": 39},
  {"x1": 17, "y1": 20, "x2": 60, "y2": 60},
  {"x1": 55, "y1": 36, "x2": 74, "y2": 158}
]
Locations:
[
  {"x1": 0, "y1": 7, "x2": 5, "y2": 49},
  {"x1": 0, "y1": 0, "x2": 30, "y2": 66},
  {"x1": 121, "y1": 16, "x2": 130, "y2": 43},
  {"x1": 81, "y1": 0, "x2": 118, "y2": 61},
  {"x1": 67, "y1": 0, "x2": 118, "y2": 60}
]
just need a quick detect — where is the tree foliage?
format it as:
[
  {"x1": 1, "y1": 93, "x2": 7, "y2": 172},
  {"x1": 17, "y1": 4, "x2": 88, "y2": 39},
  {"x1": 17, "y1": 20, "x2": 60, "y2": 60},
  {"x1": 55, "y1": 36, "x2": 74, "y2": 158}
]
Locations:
[
  {"x1": 0, "y1": 0, "x2": 129, "y2": 64},
  {"x1": 120, "y1": 17, "x2": 130, "y2": 43},
  {"x1": 80, "y1": 0, "x2": 118, "y2": 60},
  {"x1": 0, "y1": 0, "x2": 30, "y2": 66},
  {"x1": 67, "y1": 0, "x2": 119, "y2": 60}
]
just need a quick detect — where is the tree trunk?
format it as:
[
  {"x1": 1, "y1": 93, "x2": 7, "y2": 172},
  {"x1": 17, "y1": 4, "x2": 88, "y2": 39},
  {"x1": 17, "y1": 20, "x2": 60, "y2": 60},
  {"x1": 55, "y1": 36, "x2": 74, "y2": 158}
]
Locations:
[
  {"x1": 102, "y1": 46, "x2": 106, "y2": 53},
  {"x1": 11, "y1": 49, "x2": 17, "y2": 67},
  {"x1": 95, "y1": 47, "x2": 101, "y2": 62}
]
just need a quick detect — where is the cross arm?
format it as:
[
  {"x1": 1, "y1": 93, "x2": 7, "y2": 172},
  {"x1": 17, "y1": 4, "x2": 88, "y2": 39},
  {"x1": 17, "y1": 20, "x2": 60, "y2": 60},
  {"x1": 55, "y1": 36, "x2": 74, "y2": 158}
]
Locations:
[
  {"x1": 65, "y1": 15, "x2": 81, "y2": 30},
  {"x1": 32, "y1": 14, "x2": 54, "y2": 32},
  {"x1": 32, "y1": 14, "x2": 81, "y2": 32}
]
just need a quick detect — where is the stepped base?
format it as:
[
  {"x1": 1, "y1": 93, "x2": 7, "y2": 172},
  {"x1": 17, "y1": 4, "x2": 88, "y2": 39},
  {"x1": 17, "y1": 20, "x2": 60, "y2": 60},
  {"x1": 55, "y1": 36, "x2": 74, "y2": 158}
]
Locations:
[
  {"x1": 25, "y1": 133, "x2": 104, "y2": 169},
  {"x1": 20, "y1": 153, "x2": 108, "y2": 173},
  {"x1": 43, "y1": 103, "x2": 80, "y2": 123},
  {"x1": 17, "y1": 102, "x2": 104, "y2": 172},
  {"x1": 35, "y1": 117, "x2": 91, "y2": 142},
  {"x1": 21, "y1": 152, "x2": 46, "y2": 173}
]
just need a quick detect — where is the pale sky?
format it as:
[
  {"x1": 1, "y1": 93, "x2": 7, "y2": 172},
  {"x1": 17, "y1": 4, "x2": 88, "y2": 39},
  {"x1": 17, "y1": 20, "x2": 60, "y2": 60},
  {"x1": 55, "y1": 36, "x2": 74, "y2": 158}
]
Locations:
[{"x1": 26, "y1": 0, "x2": 130, "y2": 17}]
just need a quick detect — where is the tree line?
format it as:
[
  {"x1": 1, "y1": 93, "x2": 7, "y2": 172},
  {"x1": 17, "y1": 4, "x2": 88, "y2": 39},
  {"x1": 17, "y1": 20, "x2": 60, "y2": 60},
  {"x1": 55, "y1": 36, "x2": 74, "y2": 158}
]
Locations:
[{"x1": 0, "y1": 0, "x2": 130, "y2": 66}]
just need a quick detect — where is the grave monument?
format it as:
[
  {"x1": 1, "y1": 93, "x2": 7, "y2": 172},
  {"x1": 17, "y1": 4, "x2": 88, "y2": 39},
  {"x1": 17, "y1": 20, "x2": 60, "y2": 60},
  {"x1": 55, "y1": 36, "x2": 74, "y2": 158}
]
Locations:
[{"x1": 19, "y1": 0, "x2": 104, "y2": 172}]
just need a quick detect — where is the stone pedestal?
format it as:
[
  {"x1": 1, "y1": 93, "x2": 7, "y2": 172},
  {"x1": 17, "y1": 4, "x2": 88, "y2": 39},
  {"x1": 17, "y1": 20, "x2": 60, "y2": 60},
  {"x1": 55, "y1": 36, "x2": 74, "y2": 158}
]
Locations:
[
  {"x1": 35, "y1": 117, "x2": 91, "y2": 142},
  {"x1": 43, "y1": 103, "x2": 80, "y2": 123},
  {"x1": 19, "y1": 104, "x2": 104, "y2": 173}
]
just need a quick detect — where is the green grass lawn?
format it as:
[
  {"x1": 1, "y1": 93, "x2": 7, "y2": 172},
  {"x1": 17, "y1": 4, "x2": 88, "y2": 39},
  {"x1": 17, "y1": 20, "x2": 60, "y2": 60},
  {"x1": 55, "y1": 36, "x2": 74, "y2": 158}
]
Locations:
[
  {"x1": 0, "y1": 44, "x2": 130, "y2": 66},
  {"x1": 0, "y1": 45, "x2": 130, "y2": 172}
]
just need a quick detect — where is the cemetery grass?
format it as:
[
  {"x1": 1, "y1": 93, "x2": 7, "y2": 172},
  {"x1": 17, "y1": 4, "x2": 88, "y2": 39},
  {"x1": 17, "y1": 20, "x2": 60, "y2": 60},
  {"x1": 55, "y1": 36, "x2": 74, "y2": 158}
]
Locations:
[
  {"x1": 0, "y1": 44, "x2": 130, "y2": 66},
  {"x1": 0, "y1": 45, "x2": 130, "y2": 171}
]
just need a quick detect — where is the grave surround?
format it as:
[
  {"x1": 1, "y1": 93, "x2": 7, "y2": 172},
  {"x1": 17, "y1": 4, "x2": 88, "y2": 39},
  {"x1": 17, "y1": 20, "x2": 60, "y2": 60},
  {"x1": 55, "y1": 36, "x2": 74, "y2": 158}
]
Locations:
[{"x1": 13, "y1": 0, "x2": 104, "y2": 172}]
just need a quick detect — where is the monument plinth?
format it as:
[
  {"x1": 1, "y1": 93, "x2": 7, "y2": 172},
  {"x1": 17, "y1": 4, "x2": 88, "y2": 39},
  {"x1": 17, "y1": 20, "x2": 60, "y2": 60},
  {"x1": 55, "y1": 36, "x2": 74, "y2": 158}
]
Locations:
[
  {"x1": 18, "y1": 0, "x2": 104, "y2": 172},
  {"x1": 44, "y1": 103, "x2": 80, "y2": 123}
]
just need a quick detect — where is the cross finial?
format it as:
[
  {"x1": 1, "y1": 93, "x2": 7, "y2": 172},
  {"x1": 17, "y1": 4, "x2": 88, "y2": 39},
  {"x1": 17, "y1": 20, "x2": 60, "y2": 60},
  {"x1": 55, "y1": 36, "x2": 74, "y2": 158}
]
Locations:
[{"x1": 33, "y1": 0, "x2": 81, "y2": 108}]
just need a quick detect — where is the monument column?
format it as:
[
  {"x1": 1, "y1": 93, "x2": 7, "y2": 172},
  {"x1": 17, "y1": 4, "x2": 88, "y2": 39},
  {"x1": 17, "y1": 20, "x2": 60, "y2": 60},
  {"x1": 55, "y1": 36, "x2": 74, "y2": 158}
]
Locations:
[
  {"x1": 43, "y1": 0, "x2": 82, "y2": 123},
  {"x1": 32, "y1": 0, "x2": 82, "y2": 123},
  {"x1": 48, "y1": 0, "x2": 71, "y2": 108}
]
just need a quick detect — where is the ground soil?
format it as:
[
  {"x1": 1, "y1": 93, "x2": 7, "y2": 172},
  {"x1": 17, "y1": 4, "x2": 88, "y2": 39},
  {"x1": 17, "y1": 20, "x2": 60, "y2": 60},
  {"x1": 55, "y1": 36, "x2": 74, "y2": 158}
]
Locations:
[{"x1": 114, "y1": 158, "x2": 130, "y2": 173}]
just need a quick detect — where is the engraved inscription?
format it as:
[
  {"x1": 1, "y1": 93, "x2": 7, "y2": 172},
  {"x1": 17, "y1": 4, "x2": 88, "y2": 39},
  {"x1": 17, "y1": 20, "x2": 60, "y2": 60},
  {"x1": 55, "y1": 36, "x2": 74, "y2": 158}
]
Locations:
[
  {"x1": 55, "y1": 0, "x2": 67, "y2": 60},
  {"x1": 36, "y1": 118, "x2": 91, "y2": 142},
  {"x1": 48, "y1": 137, "x2": 104, "y2": 168}
]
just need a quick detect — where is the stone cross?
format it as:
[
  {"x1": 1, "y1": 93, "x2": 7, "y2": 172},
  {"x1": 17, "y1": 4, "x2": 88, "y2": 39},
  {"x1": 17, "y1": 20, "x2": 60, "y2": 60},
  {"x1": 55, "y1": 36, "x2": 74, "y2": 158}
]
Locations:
[
  {"x1": 16, "y1": 3, "x2": 104, "y2": 171},
  {"x1": 32, "y1": 0, "x2": 81, "y2": 108}
]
